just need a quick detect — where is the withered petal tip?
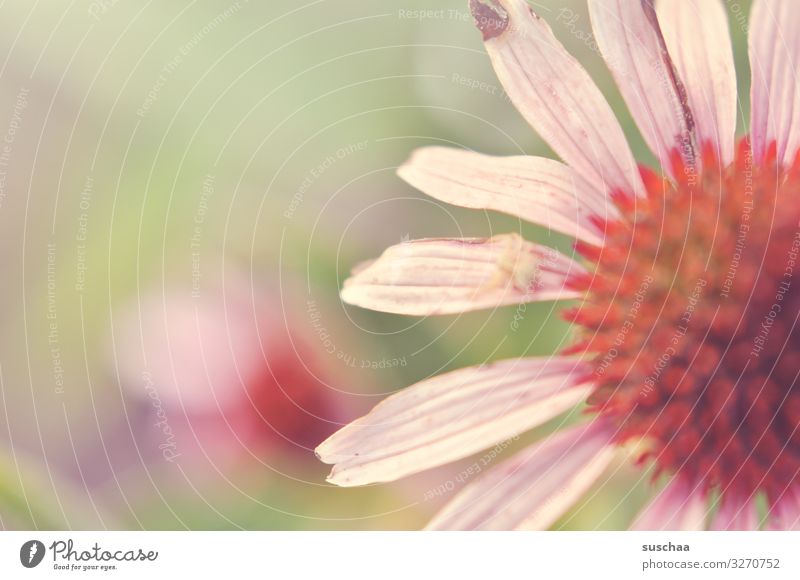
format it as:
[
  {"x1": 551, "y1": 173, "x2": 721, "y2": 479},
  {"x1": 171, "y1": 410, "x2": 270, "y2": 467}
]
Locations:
[{"x1": 469, "y1": 0, "x2": 509, "y2": 41}]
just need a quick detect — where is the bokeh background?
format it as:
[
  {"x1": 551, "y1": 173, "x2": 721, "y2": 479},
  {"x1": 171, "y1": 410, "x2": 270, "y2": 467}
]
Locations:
[{"x1": 0, "y1": 0, "x2": 753, "y2": 530}]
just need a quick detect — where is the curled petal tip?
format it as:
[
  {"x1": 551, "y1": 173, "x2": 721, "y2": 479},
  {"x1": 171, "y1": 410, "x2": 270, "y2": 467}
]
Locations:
[
  {"x1": 314, "y1": 436, "x2": 337, "y2": 462},
  {"x1": 326, "y1": 470, "x2": 357, "y2": 488},
  {"x1": 469, "y1": 0, "x2": 509, "y2": 41}
]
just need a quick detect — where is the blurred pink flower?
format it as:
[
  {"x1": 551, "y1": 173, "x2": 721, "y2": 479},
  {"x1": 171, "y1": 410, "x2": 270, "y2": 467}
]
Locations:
[
  {"x1": 318, "y1": 0, "x2": 800, "y2": 530},
  {"x1": 117, "y1": 276, "x2": 343, "y2": 467}
]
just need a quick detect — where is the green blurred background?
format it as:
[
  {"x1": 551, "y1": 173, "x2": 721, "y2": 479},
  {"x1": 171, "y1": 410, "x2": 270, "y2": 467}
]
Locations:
[{"x1": 0, "y1": 0, "x2": 752, "y2": 530}]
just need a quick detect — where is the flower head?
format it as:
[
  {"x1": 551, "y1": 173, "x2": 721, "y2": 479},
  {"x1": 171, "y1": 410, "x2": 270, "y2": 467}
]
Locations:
[{"x1": 318, "y1": 0, "x2": 800, "y2": 530}]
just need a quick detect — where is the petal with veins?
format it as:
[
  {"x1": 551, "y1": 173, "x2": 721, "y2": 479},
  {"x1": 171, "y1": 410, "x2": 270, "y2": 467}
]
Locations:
[
  {"x1": 749, "y1": 0, "x2": 800, "y2": 166},
  {"x1": 656, "y1": 0, "x2": 737, "y2": 167},
  {"x1": 340, "y1": 234, "x2": 584, "y2": 316},
  {"x1": 469, "y1": 0, "x2": 643, "y2": 197},
  {"x1": 589, "y1": 0, "x2": 696, "y2": 176},
  {"x1": 316, "y1": 357, "x2": 593, "y2": 487},
  {"x1": 398, "y1": 147, "x2": 614, "y2": 245},
  {"x1": 426, "y1": 420, "x2": 615, "y2": 530}
]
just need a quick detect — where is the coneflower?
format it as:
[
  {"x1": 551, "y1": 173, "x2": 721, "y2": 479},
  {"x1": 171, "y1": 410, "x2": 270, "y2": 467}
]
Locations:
[
  {"x1": 117, "y1": 278, "x2": 341, "y2": 464},
  {"x1": 317, "y1": 0, "x2": 800, "y2": 530}
]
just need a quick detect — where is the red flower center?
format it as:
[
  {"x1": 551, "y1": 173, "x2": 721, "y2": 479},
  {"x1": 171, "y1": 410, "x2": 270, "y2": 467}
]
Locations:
[{"x1": 568, "y1": 139, "x2": 800, "y2": 503}]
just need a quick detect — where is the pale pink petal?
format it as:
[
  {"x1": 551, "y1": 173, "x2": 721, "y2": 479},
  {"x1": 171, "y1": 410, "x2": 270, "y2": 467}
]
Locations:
[
  {"x1": 397, "y1": 147, "x2": 613, "y2": 246},
  {"x1": 425, "y1": 421, "x2": 616, "y2": 530},
  {"x1": 711, "y1": 496, "x2": 760, "y2": 530},
  {"x1": 589, "y1": 0, "x2": 695, "y2": 176},
  {"x1": 749, "y1": 0, "x2": 800, "y2": 166},
  {"x1": 631, "y1": 477, "x2": 708, "y2": 530},
  {"x1": 767, "y1": 487, "x2": 800, "y2": 530},
  {"x1": 656, "y1": 0, "x2": 737, "y2": 166},
  {"x1": 340, "y1": 234, "x2": 584, "y2": 316},
  {"x1": 470, "y1": 0, "x2": 643, "y2": 196},
  {"x1": 316, "y1": 358, "x2": 593, "y2": 487}
]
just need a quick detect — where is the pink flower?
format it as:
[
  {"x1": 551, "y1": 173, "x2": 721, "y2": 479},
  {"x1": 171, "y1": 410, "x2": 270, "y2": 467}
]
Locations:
[
  {"x1": 117, "y1": 276, "x2": 343, "y2": 467},
  {"x1": 316, "y1": 0, "x2": 800, "y2": 530}
]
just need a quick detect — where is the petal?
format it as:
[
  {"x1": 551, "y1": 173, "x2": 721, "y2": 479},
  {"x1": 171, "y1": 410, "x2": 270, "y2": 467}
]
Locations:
[
  {"x1": 426, "y1": 420, "x2": 616, "y2": 530},
  {"x1": 397, "y1": 147, "x2": 613, "y2": 246},
  {"x1": 469, "y1": 0, "x2": 643, "y2": 196},
  {"x1": 749, "y1": 0, "x2": 800, "y2": 166},
  {"x1": 767, "y1": 487, "x2": 800, "y2": 530},
  {"x1": 340, "y1": 234, "x2": 584, "y2": 316},
  {"x1": 656, "y1": 0, "x2": 737, "y2": 167},
  {"x1": 589, "y1": 0, "x2": 696, "y2": 176},
  {"x1": 711, "y1": 496, "x2": 760, "y2": 530},
  {"x1": 631, "y1": 477, "x2": 708, "y2": 530},
  {"x1": 316, "y1": 357, "x2": 594, "y2": 487}
]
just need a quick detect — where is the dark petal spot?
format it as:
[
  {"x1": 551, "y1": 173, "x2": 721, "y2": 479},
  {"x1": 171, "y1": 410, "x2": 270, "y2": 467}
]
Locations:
[{"x1": 469, "y1": 0, "x2": 509, "y2": 41}]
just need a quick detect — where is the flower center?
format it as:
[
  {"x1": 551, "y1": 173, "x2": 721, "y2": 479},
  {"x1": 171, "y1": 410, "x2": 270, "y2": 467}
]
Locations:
[{"x1": 569, "y1": 139, "x2": 800, "y2": 503}]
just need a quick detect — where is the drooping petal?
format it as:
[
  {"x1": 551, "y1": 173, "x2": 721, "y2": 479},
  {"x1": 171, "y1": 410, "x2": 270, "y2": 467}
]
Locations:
[
  {"x1": 340, "y1": 234, "x2": 584, "y2": 316},
  {"x1": 397, "y1": 147, "x2": 613, "y2": 246},
  {"x1": 749, "y1": 0, "x2": 800, "y2": 166},
  {"x1": 316, "y1": 358, "x2": 594, "y2": 487},
  {"x1": 767, "y1": 487, "x2": 800, "y2": 531},
  {"x1": 589, "y1": 0, "x2": 696, "y2": 176},
  {"x1": 631, "y1": 477, "x2": 708, "y2": 530},
  {"x1": 656, "y1": 0, "x2": 737, "y2": 167},
  {"x1": 425, "y1": 420, "x2": 616, "y2": 530},
  {"x1": 711, "y1": 496, "x2": 760, "y2": 530},
  {"x1": 469, "y1": 0, "x2": 643, "y2": 197}
]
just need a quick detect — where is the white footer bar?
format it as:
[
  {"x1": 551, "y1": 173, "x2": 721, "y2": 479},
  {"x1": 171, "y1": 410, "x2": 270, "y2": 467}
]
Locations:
[{"x1": 1, "y1": 531, "x2": 797, "y2": 579}]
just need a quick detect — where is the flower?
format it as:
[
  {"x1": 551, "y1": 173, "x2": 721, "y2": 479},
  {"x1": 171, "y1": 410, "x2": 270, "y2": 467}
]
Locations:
[
  {"x1": 116, "y1": 275, "x2": 343, "y2": 467},
  {"x1": 317, "y1": 0, "x2": 800, "y2": 530}
]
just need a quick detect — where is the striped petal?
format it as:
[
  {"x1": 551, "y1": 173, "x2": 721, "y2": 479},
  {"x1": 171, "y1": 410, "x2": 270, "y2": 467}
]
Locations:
[
  {"x1": 316, "y1": 358, "x2": 594, "y2": 487},
  {"x1": 340, "y1": 234, "x2": 584, "y2": 316},
  {"x1": 656, "y1": 0, "x2": 737, "y2": 167},
  {"x1": 469, "y1": 0, "x2": 643, "y2": 197},
  {"x1": 589, "y1": 0, "x2": 696, "y2": 176},
  {"x1": 397, "y1": 147, "x2": 613, "y2": 246},
  {"x1": 631, "y1": 477, "x2": 708, "y2": 530},
  {"x1": 749, "y1": 0, "x2": 800, "y2": 166},
  {"x1": 711, "y1": 496, "x2": 760, "y2": 530},
  {"x1": 426, "y1": 421, "x2": 616, "y2": 530}
]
